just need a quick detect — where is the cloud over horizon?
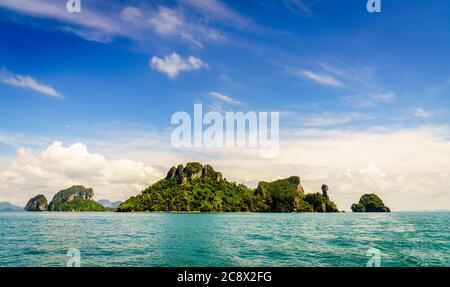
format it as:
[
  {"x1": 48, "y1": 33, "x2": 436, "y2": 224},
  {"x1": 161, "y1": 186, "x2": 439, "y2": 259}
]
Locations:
[
  {"x1": 1, "y1": 125, "x2": 449, "y2": 211},
  {"x1": 0, "y1": 141, "x2": 162, "y2": 205}
]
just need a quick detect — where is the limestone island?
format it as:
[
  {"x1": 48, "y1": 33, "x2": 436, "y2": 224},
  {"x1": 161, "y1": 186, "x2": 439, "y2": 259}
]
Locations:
[
  {"x1": 24, "y1": 163, "x2": 392, "y2": 213},
  {"x1": 26, "y1": 185, "x2": 105, "y2": 212},
  {"x1": 351, "y1": 194, "x2": 391, "y2": 212},
  {"x1": 117, "y1": 162, "x2": 339, "y2": 212}
]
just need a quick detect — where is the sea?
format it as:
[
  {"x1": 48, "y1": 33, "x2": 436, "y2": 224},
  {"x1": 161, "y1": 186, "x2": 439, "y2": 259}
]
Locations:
[{"x1": 0, "y1": 212, "x2": 448, "y2": 267}]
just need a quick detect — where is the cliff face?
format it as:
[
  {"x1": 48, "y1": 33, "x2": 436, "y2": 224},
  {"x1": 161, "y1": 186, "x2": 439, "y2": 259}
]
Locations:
[
  {"x1": 255, "y1": 176, "x2": 304, "y2": 212},
  {"x1": 24, "y1": 194, "x2": 48, "y2": 211},
  {"x1": 118, "y1": 163, "x2": 253, "y2": 212},
  {"x1": 118, "y1": 163, "x2": 340, "y2": 213},
  {"x1": 351, "y1": 194, "x2": 390, "y2": 212},
  {"x1": 166, "y1": 163, "x2": 223, "y2": 184},
  {"x1": 47, "y1": 185, "x2": 104, "y2": 212}
]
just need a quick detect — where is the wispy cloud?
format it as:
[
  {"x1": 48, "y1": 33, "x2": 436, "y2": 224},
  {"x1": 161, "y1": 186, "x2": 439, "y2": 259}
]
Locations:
[
  {"x1": 283, "y1": 0, "x2": 313, "y2": 16},
  {"x1": 0, "y1": 0, "x2": 125, "y2": 42},
  {"x1": 410, "y1": 107, "x2": 446, "y2": 119},
  {"x1": 182, "y1": 0, "x2": 253, "y2": 29},
  {"x1": 343, "y1": 92, "x2": 395, "y2": 108},
  {"x1": 209, "y1": 92, "x2": 242, "y2": 105},
  {"x1": 150, "y1": 53, "x2": 208, "y2": 78},
  {"x1": 299, "y1": 70, "x2": 344, "y2": 88},
  {"x1": 284, "y1": 110, "x2": 372, "y2": 127},
  {"x1": 411, "y1": 107, "x2": 432, "y2": 119},
  {"x1": 149, "y1": 6, "x2": 183, "y2": 36},
  {"x1": 0, "y1": 68, "x2": 62, "y2": 98},
  {"x1": 120, "y1": 6, "x2": 144, "y2": 24},
  {"x1": 302, "y1": 112, "x2": 371, "y2": 127},
  {"x1": 0, "y1": 0, "x2": 226, "y2": 46}
]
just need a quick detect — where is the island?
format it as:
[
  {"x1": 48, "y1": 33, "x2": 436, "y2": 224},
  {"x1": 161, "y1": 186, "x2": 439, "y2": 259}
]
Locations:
[
  {"x1": 117, "y1": 162, "x2": 339, "y2": 212},
  {"x1": 26, "y1": 186, "x2": 105, "y2": 212},
  {"x1": 0, "y1": 202, "x2": 23, "y2": 212},
  {"x1": 25, "y1": 194, "x2": 48, "y2": 211},
  {"x1": 351, "y1": 194, "x2": 391, "y2": 212},
  {"x1": 23, "y1": 163, "x2": 392, "y2": 213}
]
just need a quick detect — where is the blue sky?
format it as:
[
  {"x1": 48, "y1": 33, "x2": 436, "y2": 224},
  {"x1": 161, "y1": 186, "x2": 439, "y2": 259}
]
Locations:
[{"x1": 0, "y1": 0, "x2": 449, "y2": 210}]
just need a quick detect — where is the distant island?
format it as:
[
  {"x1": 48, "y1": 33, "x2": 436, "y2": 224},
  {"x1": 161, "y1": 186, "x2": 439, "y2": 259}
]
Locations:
[
  {"x1": 25, "y1": 186, "x2": 106, "y2": 212},
  {"x1": 351, "y1": 194, "x2": 391, "y2": 212},
  {"x1": 24, "y1": 162, "x2": 391, "y2": 213},
  {"x1": 0, "y1": 202, "x2": 23, "y2": 212},
  {"x1": 97, "y1": 199, "x2": 123, "y2": 209}
]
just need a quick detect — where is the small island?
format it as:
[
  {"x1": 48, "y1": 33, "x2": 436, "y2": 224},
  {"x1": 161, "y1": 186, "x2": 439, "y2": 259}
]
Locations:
[
  {"x1": 351, "y1": 194, "x2": 391, "y2": 212},
  {"x1": 26, "y1": 185, "x2": 105, "y2": 212},
  {"x1": 25, "y1": 194, "x2": 48, "y2": 211}
]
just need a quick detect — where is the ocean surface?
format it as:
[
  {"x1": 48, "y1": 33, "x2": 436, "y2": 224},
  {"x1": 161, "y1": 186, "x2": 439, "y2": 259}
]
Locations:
[{"x1": 0, "y1": 212, "x2": 448, "y2": 267}]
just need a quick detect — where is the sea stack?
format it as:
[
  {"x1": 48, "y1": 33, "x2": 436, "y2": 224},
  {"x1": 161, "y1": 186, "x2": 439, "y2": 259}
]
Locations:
[
  {"x1": 351, "y1": 194, "x2": 391, "y2": 212},
  {"x1": 24, "y1": 194, "x2": 48, "y2": 211}
]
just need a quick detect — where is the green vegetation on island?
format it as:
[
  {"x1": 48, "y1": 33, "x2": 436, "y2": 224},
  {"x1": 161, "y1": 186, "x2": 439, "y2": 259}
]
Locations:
[
  {"x1": 25, "y1": 185, "x2": 106, "y2": 212},
  {"x1": 351, "y1": 194, "x2": 391, "y2": 212},
  {"x1": 23, "y1": 164, "x2": 391, "y2": 213},
  {"x1": 48, "y1": 185, "x2": 105, "y2": 212},
  {"x1": 117, "y1": 162, "x2": 339, "y2": 213}
]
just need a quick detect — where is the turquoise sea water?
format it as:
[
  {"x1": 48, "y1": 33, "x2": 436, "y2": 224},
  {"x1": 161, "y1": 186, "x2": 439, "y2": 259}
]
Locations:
[{"x1": 0, "y1": 212, "x2": 448, "y2": 267}]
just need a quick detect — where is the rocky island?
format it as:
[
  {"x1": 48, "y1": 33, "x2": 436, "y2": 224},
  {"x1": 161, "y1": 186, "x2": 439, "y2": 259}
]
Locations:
[
  {"x1": 23, "y1": 163, "x2": 391, "y2": 213},
  {"x1": 117, "y1": 162, "x2": 339, "y2": 213},
  {"x1": 26, "y1": 185, "x2": 105, "y2": 212},
  {"x1": 24, "y1": 194, "x2": 48, "y2": 211},
  {"x1": 351, "y1": 194, "x2": 391, "y2": 212}
]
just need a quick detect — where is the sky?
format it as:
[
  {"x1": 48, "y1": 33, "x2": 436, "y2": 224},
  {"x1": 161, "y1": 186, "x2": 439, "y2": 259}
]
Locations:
[{"x1": 0, "y1": 0, "x2": 449, "y2": 211}]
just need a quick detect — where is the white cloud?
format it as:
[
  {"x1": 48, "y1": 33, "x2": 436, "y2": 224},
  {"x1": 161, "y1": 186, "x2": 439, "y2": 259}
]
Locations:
[
  {"x1": 182, "y1": 0, "x2": 251, "y2": 28},
  {"x1": 149, "y1": 6, "x2": 183, "y2": 36},
  {"x1": 299, "y1": 70, "x2": 344, "y2": 87},
  {"x1": 0, "y1": 68, "x2": 62, "y2": 98},
  {"x1": 0, "y1": 1, "x2": 224, "y2": 46},
  {"x1": 120, "y1": 6, "x2": 144, "y2": 24},
  {"x1": 0, "y1": 141, "x2": 162, "y2": 205},
  {"x1": 0, "y1": 0, "x2": 125, "y2": 41},
  {"x1": 148, "y1": 6, "x2": 223, "y2": 48},
  {"x1": 411, "y1": 107, "x2": 432, "y2": 119},
  {"x1": 343, "y1": 92, "x2": 396, "y2": 107},
  {"x1": 297, "y1": 112, "x2": 372, "y2": 127},
  {"x1": 209, "y1": 92, "x2": 242, "y2": 105},
  {"x1": 150, "y1": 53, "x2": 208, "y2": 78}
]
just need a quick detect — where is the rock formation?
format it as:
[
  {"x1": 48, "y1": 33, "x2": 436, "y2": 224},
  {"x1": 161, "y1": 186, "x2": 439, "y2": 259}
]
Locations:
[
  {"x1": 24, "y1": 194, "x2": 48, "y2": 211},
  {"x1": 47, "y1": 185, "x2": 104, "y2": 212},
  {"x1": 166, "y1": 163, "x2": 223, "y2": 184},
  {"x1": 255, "y1": 176, "x2": 304, "y2": 212},
  {"x1": 119, "y1": 163, "x2": 340, "y2": 213},
  {"x1": 321, "y1": 184, "x2": 329, "y2": 198},
  {"x1": 351, "y1": 194, "x2": 391, "y2": 212}
]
